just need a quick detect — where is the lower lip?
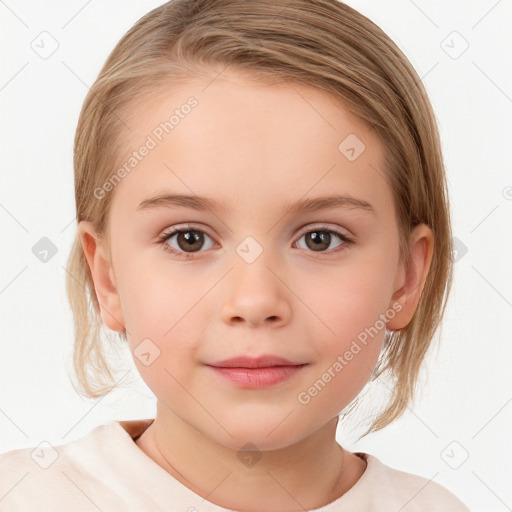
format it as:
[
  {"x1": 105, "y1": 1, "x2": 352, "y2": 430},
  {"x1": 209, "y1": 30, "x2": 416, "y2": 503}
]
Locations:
[{"x1": 206, "y1": 365, "x2": 306, "y2": 388}]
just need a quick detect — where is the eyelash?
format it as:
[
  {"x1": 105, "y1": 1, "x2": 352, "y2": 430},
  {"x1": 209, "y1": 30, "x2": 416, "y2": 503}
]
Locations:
[{"x1": 156, "y1": 224, "x2": 354, "y2": 259}]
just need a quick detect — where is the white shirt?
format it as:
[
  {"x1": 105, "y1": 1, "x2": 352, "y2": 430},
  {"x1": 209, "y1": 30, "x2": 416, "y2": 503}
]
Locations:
[{"x1": 0, "y1": 418, "x2": 470, "y2": 511}]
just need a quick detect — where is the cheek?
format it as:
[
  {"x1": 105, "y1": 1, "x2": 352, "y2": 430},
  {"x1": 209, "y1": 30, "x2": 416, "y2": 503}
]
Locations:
[
  {"x1": 121, "y1": 267, "x2": 210, "y2": 376},
  {"x1": 118, "y1": 254, "x2": 201, "y2": 337},
  {"x1": 124, "y1": 281, "x2": 202, "y2": 408},
  {"x1": 308, "y1": 257, "x2": 393, "y2": 346},
  {"x1": 297, "y1": 258, "x2": 392, "y2": 401},
  {"x1": 295, "y1": 292, "x2": 386, "y2": 421}
]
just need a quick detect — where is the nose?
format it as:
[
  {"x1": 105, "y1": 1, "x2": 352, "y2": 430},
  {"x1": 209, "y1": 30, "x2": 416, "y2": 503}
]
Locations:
[{"x1": 220, "y1": 258, "x2": 292, "y2": 328}]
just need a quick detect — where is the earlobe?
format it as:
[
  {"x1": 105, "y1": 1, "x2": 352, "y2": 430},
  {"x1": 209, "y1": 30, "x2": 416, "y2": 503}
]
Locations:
[
  {"x1": 77, "y1": 221, "x2": 125, "y2": 333},
  {"x1": 386, "y1": 224, "x2": 434, "y2": 331}
]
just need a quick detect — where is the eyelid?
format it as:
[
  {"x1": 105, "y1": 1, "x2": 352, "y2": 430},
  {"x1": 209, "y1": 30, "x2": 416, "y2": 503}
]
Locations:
[
  {"x1": 159, "y1": 222, "x2": 353, "y2": 243},
  {"x1": 295, "y1": 222, "x2": 353, "y2": 239},
  {"x1": 158, "y1": 222, "x2": 355, "y2": 260},
  {"x1": 160, "y1": 222, "x2": 214, "y2": 238},
  {"x1": 157, "y1": 224, "x2": 217, "y2": 259}
]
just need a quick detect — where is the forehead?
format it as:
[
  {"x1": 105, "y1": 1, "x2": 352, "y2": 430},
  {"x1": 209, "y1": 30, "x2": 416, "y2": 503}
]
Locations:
[{"x1": 109, "y1": 69, "x2": 391, "y2": 219}]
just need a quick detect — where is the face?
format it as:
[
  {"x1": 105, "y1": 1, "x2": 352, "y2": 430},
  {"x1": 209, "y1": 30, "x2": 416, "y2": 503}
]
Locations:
[{"x1": 82, "y1": 69, "x2": 417, "y2": 451}]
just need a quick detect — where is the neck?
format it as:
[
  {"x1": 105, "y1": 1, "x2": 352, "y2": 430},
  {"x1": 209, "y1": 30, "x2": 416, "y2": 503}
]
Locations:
[{"x1": 135, "y1": 402, "x2": 366, "y2": 512}]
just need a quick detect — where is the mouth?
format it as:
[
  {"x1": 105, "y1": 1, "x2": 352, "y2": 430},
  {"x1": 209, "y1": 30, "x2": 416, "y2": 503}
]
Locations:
[
  {"x1": 206, "y1": 355, "x2": 306, "y2": 368},
  {"x1": 205, "y1": 355, "x2": 308, "y2": 388}
]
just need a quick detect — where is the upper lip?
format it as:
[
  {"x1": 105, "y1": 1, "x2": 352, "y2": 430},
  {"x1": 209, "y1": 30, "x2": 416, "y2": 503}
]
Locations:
[{"x1": 206, "y1": 355, "x2": 307, "y2": 368}]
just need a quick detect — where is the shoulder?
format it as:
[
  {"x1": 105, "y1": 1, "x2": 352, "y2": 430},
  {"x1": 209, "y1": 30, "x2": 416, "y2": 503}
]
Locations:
[
  {"x1": 0, "y1": 442, "x2": 73, "y2": 511},
  {"x1": 359, "y1": 453, "x2": 470, "y2": 511},
  {"x1": 0, "y1": 420, "x2": 136, "y2": 511}
]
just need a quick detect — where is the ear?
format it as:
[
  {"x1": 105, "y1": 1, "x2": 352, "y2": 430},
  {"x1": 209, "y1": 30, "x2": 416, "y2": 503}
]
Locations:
[
  {"x1": 386, "y1": 224, "x2": 434, "y2": 331},
  {"x1": 77, "y1": 221, "x2": 125, "y2": 333}
]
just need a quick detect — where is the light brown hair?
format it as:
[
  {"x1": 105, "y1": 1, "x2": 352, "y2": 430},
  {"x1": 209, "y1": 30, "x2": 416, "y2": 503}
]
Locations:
[{"x1": 66, "y1": 0, "x2": 453, "y2": 435}]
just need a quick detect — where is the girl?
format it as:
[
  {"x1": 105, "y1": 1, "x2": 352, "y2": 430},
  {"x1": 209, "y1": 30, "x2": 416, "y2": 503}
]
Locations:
[{"x1": 0, "y1": 0, "x2": 470, "y2": 510}]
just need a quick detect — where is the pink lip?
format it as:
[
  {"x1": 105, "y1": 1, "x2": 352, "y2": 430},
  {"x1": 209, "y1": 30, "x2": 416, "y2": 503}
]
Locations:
[
  {"x1": 205, "y1": 355, "x2": 308, "y2": 388},
  {"x1": 208, "y1": 355, "x2": 304, "y2": 368}
]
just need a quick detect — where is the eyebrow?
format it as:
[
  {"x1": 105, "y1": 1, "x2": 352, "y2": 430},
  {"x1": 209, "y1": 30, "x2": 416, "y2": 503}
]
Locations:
[{"x1": 137, "y1": 193, "x2": 375, "y2": 216}]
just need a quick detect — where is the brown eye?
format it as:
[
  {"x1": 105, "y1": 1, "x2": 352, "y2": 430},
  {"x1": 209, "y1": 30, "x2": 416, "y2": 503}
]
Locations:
[
  {"x1": 159, "y1": 227, "x2": 215, "y2": 257},
  {"x1": 295, "y1": 227, "x2": 352, "y2": 254},
  {"x1": 174, "y1": 230, "x2": 205, "y2": 252},
  {"x1": 304, "y1": 231, "x2": 332, "y2": 251}
]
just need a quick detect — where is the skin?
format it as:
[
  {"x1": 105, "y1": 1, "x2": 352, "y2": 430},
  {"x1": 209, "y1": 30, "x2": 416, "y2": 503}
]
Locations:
[{"x1": 79, "y1": 68, "x2": 434, "y2": 511}]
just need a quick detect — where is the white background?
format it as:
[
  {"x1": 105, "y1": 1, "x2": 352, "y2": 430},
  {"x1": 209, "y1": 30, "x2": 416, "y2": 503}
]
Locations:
[{"x1": 1, "y1": 1, "x2": 511, "y2": 510}]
